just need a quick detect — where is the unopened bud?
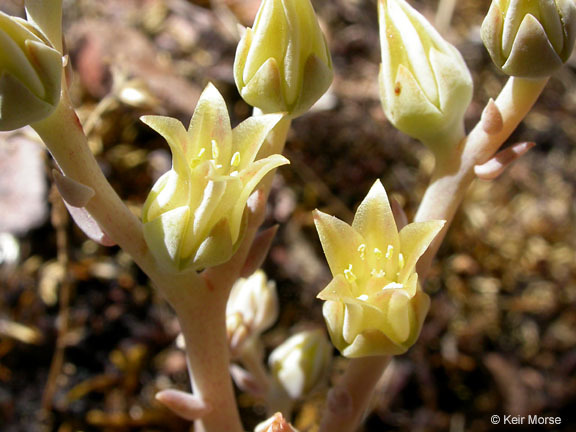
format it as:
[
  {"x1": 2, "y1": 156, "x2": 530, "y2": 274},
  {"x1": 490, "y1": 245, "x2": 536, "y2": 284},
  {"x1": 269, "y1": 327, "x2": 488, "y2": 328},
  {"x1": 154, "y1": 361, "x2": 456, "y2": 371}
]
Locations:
[
  {"x1": 269, "y1": 329, "x2": 332, "y2": 400},
  {"x1": 482, "y1": 0, "x2": 576, "y2": 78},
  {"x1": 234, "y1": 0, "x2": 333, "y2": 118},
  {"x1": 0, "y1": 12, "x2": 62, "y2": 130},
  {"x1": 378, "y1": 0, "x2": 473, "y2": 151}
]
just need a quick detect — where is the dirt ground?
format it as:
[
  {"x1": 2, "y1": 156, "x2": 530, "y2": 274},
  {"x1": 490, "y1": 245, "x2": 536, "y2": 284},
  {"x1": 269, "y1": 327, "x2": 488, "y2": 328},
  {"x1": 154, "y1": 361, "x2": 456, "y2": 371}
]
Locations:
[{"x1": 0, "y1": 0, "x2": 575, "y2": 431}]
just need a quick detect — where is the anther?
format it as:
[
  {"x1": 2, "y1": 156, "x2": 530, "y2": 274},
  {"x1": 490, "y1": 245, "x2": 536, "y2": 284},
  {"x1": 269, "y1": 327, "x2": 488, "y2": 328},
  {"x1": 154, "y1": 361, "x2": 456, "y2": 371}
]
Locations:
[
  {"x1": 358, "y1": 244, "x2": 366, "y2": 260},
  {"x1": 385, "y1": 244, "x2": 394, "y2": 259},
  {"x1": 374, "y1": 248, "x2": 383, "y2": 260},
  {"x1": 344, "y1": 264, "x2": 357, "y2": 283},
  {"x1": 230, "y1": 151, "x2": 241, "y2": 168},
  {"x1": 211, "y1": 140, "x2": 219, "y2": 160},
  {"x1": 398, "y1": 252, "x2": 405, "y2": 269}
]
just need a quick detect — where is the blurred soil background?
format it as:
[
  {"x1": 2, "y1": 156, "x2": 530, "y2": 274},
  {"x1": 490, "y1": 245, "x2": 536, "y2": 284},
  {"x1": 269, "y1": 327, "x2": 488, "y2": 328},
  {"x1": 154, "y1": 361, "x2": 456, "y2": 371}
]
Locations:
[{"x1": 0, "y1": 0, "x2": 575, "y2": 431}]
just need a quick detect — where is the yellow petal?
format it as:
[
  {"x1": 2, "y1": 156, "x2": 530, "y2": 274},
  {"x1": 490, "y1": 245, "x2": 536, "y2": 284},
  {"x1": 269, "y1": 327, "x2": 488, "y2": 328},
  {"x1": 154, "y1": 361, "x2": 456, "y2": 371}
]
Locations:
[
  {"x1": 351, "y1": 180, "x2": 399, "y2": 257},
  {"x1": 187, "y1": 83, "x2": 233, "y2": 165},
  {"x1": 322, "y1": 300, "x2": 347, "y2": 353},
  {"x1": 232, "y1": 112, "x2": 284, "y2": 168},
  {"x1": 503, "y1": 14, "x2": 563, "y2": 77},
  {"x1": 143, "y1": 206, "x2": 190, "y2": 271},
  {"x1": 190, "y1": 180, "x2": 227, "y2": 244},
  {"x1": 233, "y1": 27, "x2": 252, "y2": 89},
  {"x1": 313, "y1": 210, "x2": 365, "y2": 278},
  {"x1": 342, "y1": 329, "x2": 406, "y2": 358},
  {"x1": 229, "y1": 154, "x2": 289, "y2": 243},
  {"x1": 240, "y1": 57, "x2": 286, "y2": 113},
  {"x1": 243, "y1": 0, "x2": 288, "y2": 84},
  {"x1": 387, "y1": 290, "x2": 412, "y2": 344},
  {"x1": 190, "y1": 217, "x2": 235, "y2": 270},
  {"x1": 397, "y1": 219, "x2": 444, "y2": 284},
  {"x1": 140, "y1": 115, "x2": 189, "y2": 174}
]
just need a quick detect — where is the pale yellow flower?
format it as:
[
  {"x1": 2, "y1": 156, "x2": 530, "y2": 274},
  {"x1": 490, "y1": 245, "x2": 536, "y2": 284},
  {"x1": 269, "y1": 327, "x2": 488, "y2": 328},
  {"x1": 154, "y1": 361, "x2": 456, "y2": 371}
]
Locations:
[
  {"x1": 142, "y1": 84, "x2": 289, "y2": 272},
  {"x1": 226, "y1": 270, "x2": 278, "y2": 354},
  {"x1": 482, "y1": 0, "x2": 576, "y2": 78},
  {"x1": 234, "y1": 0, "x2": 333, "y2": 118},
  {"x1": 314, "y1": 180, "x2": 444, "y2": 357}
]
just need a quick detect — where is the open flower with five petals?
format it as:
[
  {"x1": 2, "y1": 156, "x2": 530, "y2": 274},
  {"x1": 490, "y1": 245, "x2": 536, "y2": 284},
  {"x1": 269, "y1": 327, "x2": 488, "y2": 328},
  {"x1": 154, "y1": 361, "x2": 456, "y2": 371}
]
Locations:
[
  {"x1": 314, "y1": 180, "x2": 444, "y2": 358},
  {"x1": 141, "y1": 84, "x2": 289, "y2": 272}
]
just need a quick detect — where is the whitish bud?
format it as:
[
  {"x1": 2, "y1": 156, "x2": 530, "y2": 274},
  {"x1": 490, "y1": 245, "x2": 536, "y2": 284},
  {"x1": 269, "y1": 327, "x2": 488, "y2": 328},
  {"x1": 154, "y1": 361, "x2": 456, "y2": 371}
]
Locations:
[
  {"x1": 378, "y1": 0, "x2": 473, "y2": 150},
  {"x1": 0, "y1": 12, "x2": 62, "y2": 130},
  {"x1": 255, "y1": 412, "x2": 299, "y2": 432},
  {"x1": 227, "y1": 270, "x2": 279, "y2": 341},
  {"x1": 234, "y1": 0, "x2": 333, "y2": 118},
  {"x1": 482, "y1": 0, "x2": 576, "y2": 78},
  {"x1": 268, "y1": 329, "x2": 332, "y2": 400}
]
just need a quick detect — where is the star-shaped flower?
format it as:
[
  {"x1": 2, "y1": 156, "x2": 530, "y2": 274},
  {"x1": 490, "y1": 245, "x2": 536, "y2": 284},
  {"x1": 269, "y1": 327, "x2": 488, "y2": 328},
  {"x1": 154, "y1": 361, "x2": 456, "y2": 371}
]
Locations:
[{"x1": 314, "y1": 180, "x2": 444, "y2": 357}]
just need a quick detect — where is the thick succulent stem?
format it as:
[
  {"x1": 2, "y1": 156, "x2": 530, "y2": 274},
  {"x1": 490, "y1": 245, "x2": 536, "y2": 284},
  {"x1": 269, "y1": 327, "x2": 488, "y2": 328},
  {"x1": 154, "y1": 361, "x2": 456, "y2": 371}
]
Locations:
[
  {"x1": 319, "y1": 356, "x2": 391, "y2": 432},
  {"x1": 414, "y1": 76, "x2": 548, "y2": 279},
  {"x1": 32, "y1": 90, "x2": 154, "y2": 271}
]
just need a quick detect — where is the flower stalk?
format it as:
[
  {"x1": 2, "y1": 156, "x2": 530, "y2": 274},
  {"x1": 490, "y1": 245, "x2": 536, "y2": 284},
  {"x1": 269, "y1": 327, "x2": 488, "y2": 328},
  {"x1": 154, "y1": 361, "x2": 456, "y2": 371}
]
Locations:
[{"x1": 414, "y1": 76, "x2": 549, "y2": 280}]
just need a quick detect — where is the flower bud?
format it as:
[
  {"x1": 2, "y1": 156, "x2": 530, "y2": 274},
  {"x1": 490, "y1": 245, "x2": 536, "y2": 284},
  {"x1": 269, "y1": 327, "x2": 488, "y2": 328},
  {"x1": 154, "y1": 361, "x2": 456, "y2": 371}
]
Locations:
[
  {"x1": 482, "y1": 0, "x2": 576, "y2": 78},
  {"x1": 141, "y1": 84, "x2": 289, "y2": 272},
  {"x1": 227, "y1": 270, "x2": 279, "y2": 343},
  {"x1": 268, "y1": 329, "x2": 332, "y2": 400},
  {"x1": 234, "y1": 0, "x2": 333, "y2": 118},
  {"x1": 378, "y1": 0, "x2": 473, "y2": 150},
  {"x1": 0, "y1": 12, "x2": 62, "y2": 131},
  {"x1": 314, "y1": 180, "x2": 445, "y2": 358},
  {"x1": 255, "y1": 413, "x2": 299, "y2": 432}
]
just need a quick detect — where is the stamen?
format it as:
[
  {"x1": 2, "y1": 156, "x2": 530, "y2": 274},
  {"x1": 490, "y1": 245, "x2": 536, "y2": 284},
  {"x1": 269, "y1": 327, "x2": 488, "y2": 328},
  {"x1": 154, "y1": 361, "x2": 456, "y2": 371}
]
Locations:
[
  {"x1": 385, "y1": 244, "x2": 394, "y2": 259},
  {"x1": 374, "y1": 248, "x2": 383, "y2": 260},
  {"x1": 358, "y1": 244, "x2": 366, "y2": 260},
  {"x1": 197, "y1": 148, "x2": 206, "y2": 158},
  {"x1": 382, "y1": 282, "x2": 403, "y2": 290},
  {"x1": 230, "y1": 151, "x2": 241, "y2": 168},
  {"x1": 211, "y1": 140, "x2": 219, "y2": 160},
  {"x1": 398, "y1": 252, "x2": 405, "y2": 269},
  {"x1": 344, "y1": 264, "x2": 357, "y2": 283},
  {"x1": 371, "y1": 269, "x2": 386, "y2": 278}
]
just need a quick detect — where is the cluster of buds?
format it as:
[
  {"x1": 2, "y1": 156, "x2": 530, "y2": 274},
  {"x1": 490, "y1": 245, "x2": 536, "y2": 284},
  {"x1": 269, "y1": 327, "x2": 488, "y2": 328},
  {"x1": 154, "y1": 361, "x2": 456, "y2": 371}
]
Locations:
[
  {"x1": 0, "y1": 9, "x2": 62, "y2": 130},
  {"x1": 226, "y1": 270, "x2": 279, "y2": 356},
  {"x1": 378, "y1": 0, "x2": 473, "y2": 151},
  {"x1": 314, "y1": 180, "x2": 444, "y2": 357},
  {"x1": 141, "y1": 84, "x2": 289, "y2": 271},
  {"x1": 268, "y1": 329, "x2": 332, "y2": 400},
  {"x1": 234, "y1": 0, "x2": 333, "y2": 118},
  {"x1": 482, "y1": 0, "x2": 576, "y2": 78}
]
